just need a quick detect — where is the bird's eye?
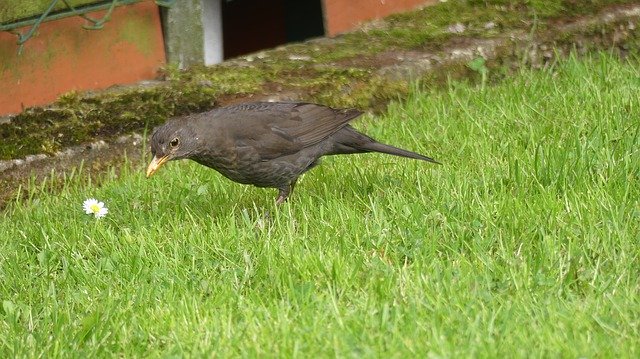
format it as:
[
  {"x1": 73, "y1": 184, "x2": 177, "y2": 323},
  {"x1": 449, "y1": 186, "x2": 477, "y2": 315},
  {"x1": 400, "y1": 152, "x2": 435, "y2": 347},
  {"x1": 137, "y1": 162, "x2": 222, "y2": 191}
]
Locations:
[{"x1": 170, "y1": 138, "x2": 179, "y2": 147}]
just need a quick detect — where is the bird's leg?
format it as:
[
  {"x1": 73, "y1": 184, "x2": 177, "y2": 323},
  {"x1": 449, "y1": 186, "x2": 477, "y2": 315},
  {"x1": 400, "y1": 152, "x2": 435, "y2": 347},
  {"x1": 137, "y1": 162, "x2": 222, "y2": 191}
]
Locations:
[{"x1": 275, "y1": 179, "x2": 297, "y2": 205}]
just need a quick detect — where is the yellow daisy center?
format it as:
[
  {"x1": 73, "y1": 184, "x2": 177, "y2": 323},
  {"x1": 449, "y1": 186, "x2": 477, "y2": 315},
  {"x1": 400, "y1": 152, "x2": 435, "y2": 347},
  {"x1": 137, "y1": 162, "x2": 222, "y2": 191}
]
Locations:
[{"x1": 90, "y1": 203, "x2": 101, "y2": 213}]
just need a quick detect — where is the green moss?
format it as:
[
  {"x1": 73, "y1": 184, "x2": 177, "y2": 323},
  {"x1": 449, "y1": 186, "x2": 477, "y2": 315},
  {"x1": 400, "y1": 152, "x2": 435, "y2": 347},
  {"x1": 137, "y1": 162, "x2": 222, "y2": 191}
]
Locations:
[
  {"x1": 0, "y1": 0, "x2": 98, "y2": 23},
  {"x1": 0, "y1": 40, "x2": 19, "y2": 80},
  {"x1": 0, "y1": 63, "x2": 271, "y2": 159},
  {"x1": 327, "y1": 0, "x2": 638, "y2": 55},
  {"x1": 119, "y1": 16, "x2": 156, "y2": 56}
]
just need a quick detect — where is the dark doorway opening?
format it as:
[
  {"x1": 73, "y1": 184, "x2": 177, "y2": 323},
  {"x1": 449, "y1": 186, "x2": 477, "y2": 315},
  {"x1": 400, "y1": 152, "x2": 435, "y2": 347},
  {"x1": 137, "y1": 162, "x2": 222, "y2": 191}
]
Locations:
[{"x1": 222, "y1": 0, "x2": 325, "y2": 60}]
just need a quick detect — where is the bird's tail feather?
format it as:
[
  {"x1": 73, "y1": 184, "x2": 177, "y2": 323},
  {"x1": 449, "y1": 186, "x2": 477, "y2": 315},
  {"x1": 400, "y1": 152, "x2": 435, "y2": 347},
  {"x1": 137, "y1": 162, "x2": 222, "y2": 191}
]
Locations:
[
  {"x1": 356, "y1": 141, "x2": 440, "y2": 164},
  {"x1": 329, "y1": 125, "x2": 440, "y2": 164}
]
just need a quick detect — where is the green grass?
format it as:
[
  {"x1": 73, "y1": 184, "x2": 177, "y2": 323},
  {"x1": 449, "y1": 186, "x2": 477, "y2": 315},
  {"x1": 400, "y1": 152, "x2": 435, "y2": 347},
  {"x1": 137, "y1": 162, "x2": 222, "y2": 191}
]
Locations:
[{"x1": 1, "y1": 52, "x2": 639, "y2": 357}]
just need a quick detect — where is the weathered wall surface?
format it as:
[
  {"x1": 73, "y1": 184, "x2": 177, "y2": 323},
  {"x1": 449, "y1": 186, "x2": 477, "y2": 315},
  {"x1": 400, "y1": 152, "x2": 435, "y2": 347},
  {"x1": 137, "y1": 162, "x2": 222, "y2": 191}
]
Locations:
[
  {"x1": 323, "y1": 0, "x2": 436, "y2": 35},
  {"x1": 0, "y1": 1, "x2": 165, "y2": 115},
  {"x1": 160, "y1": 0, "x2": 206, "y2": 69},
  {"x1": 0, "y1": 0, "x2": 98, "y2": 23}
]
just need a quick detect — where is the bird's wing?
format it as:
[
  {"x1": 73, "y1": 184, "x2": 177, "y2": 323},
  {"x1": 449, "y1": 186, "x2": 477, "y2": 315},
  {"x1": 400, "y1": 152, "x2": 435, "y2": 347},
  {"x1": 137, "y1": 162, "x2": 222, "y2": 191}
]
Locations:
[
  {"x1": 275, "y1": 103, "x2": 362, "y2": 146},
  {"x1": 223, "y1": 102, "x2": 362, "y2": 160}
]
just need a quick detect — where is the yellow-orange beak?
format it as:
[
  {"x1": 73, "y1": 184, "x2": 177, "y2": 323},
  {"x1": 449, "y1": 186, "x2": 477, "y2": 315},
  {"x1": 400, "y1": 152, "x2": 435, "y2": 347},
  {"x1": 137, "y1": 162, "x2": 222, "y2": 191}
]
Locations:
[{"x1": 146, "y1": 155, "x2": 170, "y2": 178}]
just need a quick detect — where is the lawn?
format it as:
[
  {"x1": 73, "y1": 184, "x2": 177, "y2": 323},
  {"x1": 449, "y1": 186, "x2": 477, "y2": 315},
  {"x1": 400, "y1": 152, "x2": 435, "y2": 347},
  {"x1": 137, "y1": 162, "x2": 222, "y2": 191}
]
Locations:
[{"x1": 1, "y1": 53, "x2": 639, "y2": 357}]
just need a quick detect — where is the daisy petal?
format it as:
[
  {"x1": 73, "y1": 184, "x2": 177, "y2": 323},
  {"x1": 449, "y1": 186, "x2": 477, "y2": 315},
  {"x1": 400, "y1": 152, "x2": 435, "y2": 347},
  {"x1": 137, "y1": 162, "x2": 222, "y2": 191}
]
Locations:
[
  {"x1": 83, "y1": 198, "x2": 109, "y2": 218},
  {"x1": 83, "y1": 198, "x2": 98, "y2": 214},
  {"x1": 95, "y1": 207, "x2": 109, "y2": 218}
]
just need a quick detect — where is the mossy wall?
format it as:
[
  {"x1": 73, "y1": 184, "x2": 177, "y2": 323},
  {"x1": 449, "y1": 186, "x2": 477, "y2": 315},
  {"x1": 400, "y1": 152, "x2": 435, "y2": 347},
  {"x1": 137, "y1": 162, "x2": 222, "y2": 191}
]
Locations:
[{"x1": 0, "y1": 0, "x2": 102, "y2": 23}]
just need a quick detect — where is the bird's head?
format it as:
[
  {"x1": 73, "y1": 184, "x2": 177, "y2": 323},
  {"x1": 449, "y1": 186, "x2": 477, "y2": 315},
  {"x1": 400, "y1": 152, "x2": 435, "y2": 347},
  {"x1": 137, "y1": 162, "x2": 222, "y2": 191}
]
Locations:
[{"x1": 146, "y1": 120, "x2": 198, "y2": 177}]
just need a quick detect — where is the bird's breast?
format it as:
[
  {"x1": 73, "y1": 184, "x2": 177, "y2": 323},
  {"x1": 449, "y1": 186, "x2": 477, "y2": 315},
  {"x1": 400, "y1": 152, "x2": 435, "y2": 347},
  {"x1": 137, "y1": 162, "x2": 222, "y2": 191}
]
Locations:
[{"x1": 192, "y1": 147, "x2": 265, "y2": 185}]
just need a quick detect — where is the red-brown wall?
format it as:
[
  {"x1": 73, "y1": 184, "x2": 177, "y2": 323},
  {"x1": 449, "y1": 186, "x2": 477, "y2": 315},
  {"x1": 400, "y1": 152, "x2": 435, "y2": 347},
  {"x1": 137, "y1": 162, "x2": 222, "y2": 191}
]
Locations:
[
  {"x1": 0, "y1": 1, "x2": 165, "y2": 115},
  {"x1": 323, "y1": 0, "x2": 435, "y2": 36}
]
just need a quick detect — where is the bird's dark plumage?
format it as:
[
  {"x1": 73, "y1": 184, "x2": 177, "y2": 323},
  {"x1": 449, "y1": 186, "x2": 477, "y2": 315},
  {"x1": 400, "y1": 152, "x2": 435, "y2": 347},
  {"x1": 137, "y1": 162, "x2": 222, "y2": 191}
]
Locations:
[{"x1": 147, "y1": 101, "x2": 439, "y2": 203}]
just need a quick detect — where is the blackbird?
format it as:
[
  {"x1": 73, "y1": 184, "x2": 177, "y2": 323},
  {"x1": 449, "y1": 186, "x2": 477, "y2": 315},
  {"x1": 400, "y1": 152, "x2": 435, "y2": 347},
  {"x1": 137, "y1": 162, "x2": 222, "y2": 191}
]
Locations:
[{"x1": 146, "y1": 101, "x2": 439, "y2": 203}]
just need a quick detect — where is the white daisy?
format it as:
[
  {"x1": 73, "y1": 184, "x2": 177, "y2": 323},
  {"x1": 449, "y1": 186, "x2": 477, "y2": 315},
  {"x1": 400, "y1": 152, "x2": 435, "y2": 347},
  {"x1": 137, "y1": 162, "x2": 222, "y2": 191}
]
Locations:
[{"x1": 83, "y1": 198, "x2": 109, "y2": 218}]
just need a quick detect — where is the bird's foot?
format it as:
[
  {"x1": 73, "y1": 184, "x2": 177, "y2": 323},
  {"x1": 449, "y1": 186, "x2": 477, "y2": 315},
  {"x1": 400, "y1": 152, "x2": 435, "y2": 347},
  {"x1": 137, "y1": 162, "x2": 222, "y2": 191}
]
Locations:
[
  {"x1": 275, "y1": 195, "x2": 287, "y2": 205},
  {"x1": 275, "y1": 180, "x2": 296, "y2": 205}
]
